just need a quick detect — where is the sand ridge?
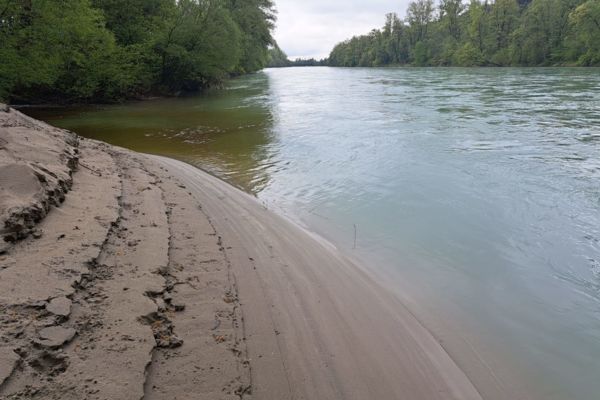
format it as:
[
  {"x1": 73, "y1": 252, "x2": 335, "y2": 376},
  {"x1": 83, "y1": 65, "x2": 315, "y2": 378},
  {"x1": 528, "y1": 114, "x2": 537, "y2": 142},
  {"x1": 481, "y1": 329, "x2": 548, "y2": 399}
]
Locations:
[{"x1": 0, "y1": 107, "x2": 79, "y2": 250}]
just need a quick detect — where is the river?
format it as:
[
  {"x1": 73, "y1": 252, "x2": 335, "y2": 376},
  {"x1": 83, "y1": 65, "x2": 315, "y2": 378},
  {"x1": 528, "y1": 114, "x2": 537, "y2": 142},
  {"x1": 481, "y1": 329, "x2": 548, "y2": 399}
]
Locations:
[{"x1": 26, "y1": 67, "x2": 600, "y2": 400}]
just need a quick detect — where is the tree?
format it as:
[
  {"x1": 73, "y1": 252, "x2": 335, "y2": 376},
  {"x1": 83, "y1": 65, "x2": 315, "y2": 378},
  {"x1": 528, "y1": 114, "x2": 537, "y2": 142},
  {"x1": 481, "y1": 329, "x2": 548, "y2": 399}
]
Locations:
[
  {"x1": 0, "y1": 0, "x2": 278, "y2": 103},
  {"x1": 267, "y1": 44, "x2": 291, "y2": 67},
  {"x1": 406, "y1": 0, "x2": 436, "y2": 44},
  {"x1": 513, "y1": 0, "x2": 581, "y2": 65},
  {"x1": 413, "y1": 41, "x2": 430, "y2": 65},
  {"x1": 228, "y1": 0, "x2": 276, "y2": 73},
  {"x1": 466, "y1": 0, "x2": 488, "y2": 56},
  {"x1": 91, "y1": 0, "x2": 174, "y2": 46},
  {"x1": 155, "y1": 0, "x2": 242, "y2": 91},
  {"x1": 488, "y1": 0, "x2": 519, "y2": 64},
  {"x1": 569, "y1": 0, "x2": 600, "y2": 64},
  {"x1": 0, "y1": 0, "x2": 128, "y2": 102},
  {"x1": 439, "y1": 0, "x2": 466, "y2": 40}
]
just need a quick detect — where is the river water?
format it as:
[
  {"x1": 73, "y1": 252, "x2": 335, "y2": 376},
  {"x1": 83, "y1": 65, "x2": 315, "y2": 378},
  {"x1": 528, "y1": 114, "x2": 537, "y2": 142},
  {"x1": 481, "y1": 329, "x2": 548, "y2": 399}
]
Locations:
[{"x1": 27, "y1": 67, "x2": 600, "y2": 399}]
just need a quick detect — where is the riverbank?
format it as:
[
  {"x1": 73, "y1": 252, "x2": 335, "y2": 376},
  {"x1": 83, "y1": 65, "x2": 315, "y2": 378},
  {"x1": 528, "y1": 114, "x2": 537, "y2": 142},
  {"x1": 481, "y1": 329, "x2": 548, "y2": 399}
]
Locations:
[{"x1": 0, "y1": 105, "x2": 483, "y2": 399}]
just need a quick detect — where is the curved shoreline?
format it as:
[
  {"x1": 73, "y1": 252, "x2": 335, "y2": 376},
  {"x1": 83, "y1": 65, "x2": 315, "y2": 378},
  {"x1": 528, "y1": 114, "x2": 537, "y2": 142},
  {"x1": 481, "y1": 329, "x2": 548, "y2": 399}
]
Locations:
[
  {"x1": 1, "y1": 106, "x2": 482, "y2": 399},
  {"x1": 151, "y1": 155, "x2": 483, "y2": 399}
]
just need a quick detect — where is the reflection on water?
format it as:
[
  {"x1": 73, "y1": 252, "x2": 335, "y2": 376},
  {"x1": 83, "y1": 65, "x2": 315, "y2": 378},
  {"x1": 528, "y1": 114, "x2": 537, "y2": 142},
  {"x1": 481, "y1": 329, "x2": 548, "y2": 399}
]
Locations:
[
  {"x1": 27, "y1": 67, "x2": 600, "y2": 400},
  {"x1": 29, "y1": 76, "x2": 276, "y2": 194}
]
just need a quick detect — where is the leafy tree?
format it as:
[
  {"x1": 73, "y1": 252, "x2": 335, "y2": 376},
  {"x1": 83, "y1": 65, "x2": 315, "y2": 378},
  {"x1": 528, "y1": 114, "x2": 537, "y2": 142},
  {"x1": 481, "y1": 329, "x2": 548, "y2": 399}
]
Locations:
[
  {"x1": 0, "y1": 0, "x2": 128, "y2": 102},
  {"x1": 228, "y1": 0, "x2": 276, "y2": 73},
  {"x1": 569, "y1": 0, "x2": 600, "y2": 64},
  {"x1": 156, "y1": 0, "x2": 241, "y2": 91},
  {"x1": 0, "y1": 0, "x2": 278, "y2": 103},
  {"x1": 439, "y1": 0, "x2": 466, "y2": 40},
  {"x1": 466, "y1": 0, "x2": 488, "y2": 56},
  {"x1": 454, "y1": 42, "x2": 486, "y2": 65},
  {"x1": 91, "y1": 0, "x2": 174, "y2": 46},
  {"x1": 406, "y1": 0, "x2": 436, "y2": 44},
  {"x1": 289, "y1": 58, "x2": 327, "y2": 67},
  {"x1": 513, "y1": 0, "x2": 579, "y2": 65},
  {"x1": 267, "y1": 44, "x2": 291, "y2": 67},
  {"x1": 383, "y1": 13, "x2": 410, "y2": 64},
  {"x1": 489, "y1": 0, "x2": 519, "y2": 64},
  {"x1": 413, "y1": 41, "x2": 431, "y2": 65}
]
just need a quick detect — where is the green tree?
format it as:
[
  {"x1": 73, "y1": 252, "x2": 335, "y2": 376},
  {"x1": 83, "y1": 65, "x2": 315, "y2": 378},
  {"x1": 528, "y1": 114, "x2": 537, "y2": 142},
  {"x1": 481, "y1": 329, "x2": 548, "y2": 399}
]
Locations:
[
  {"x1": 466, "y1": 0, "x2": 488, "y2": 57},
  {"x1": 453, "y1": 42, "x2": 486, "y2": 65},
  {"x1": 406, "y1": 0, "x2": 436, "y2": 44},
  {"x1": 569, "y1": 0, "x2": 600, "y2": 64},
  {"x1": 0, "y1": 0, "x2": 278, "y2": 103},
  {"x1": 91, "y1": 0, "x2": 174, "y2": 46},
  {"x1": 267, "y1": 44, "x2": 291, "y2": 67},
  {"x1": 489, "y1": 0, "x2": 520, "y2": 64},
  {"x1": 413, "y1": 41, "x2": 430, "y2": 65},
  {"x1": 0, "y1": 0, "x2": 128, "y2": 102},
  {"x1": 439, "y1": 0, "x2": 465, "y2": 40},
  {"x1": 156, "y1": 0, "x2": 241, "y2": 91},
  {"x1": 512, "y1": 0, "x2": 580, "y2": 65},
  {"x1": 228, "y1": 0, "x2": 276, "y2": 73}
]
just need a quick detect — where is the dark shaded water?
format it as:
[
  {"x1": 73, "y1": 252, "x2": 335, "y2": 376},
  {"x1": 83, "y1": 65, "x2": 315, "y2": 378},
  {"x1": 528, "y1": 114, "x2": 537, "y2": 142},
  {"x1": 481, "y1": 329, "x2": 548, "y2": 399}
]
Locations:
[{"x1": 27, "y1": 67, "x2": 600, "y2": 399}]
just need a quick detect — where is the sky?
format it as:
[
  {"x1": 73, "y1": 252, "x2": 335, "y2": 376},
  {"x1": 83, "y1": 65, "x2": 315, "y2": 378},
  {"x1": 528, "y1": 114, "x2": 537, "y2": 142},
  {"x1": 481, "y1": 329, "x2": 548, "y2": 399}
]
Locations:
[{"x1": 273, "y1": 1, "x2": 412, "y2": 60}]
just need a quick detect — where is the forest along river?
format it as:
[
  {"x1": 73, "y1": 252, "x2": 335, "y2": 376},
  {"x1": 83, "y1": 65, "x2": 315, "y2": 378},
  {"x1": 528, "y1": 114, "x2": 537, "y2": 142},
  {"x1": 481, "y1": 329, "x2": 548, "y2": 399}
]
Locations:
[{"x1": 27, "y1": 67, "x2": 600, "y2": 400}]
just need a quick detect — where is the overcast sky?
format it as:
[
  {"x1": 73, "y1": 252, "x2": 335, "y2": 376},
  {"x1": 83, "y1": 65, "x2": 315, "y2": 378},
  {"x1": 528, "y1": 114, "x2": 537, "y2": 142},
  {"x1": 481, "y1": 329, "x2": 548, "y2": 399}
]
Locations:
[{"x1": 273, "y1": 1, "x2": 412, "y2": 60}]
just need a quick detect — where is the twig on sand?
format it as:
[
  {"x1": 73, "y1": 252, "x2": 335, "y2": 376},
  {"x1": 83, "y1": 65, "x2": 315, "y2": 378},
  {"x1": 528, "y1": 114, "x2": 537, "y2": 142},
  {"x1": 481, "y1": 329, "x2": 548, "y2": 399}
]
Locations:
[{"x1": 79, "y1": 160, "x2": 102, "y2": 177}]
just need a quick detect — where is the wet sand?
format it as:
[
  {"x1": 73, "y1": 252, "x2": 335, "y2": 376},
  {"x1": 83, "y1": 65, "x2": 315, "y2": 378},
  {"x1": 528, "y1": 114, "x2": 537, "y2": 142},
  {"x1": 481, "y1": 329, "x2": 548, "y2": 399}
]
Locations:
[{"x1": 0, "y1": 105, "x2": 482, "y2": 399}]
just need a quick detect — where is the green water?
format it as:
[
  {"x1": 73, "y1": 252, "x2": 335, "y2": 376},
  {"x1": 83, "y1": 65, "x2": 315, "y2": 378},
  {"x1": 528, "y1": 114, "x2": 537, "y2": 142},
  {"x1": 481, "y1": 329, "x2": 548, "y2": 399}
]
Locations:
[
  {"x1": 27, "y1": 67, "x2": 600, "y2": 399},
  {"x1": 29, "y1": 81, "x2": 275, "y2": 193}
]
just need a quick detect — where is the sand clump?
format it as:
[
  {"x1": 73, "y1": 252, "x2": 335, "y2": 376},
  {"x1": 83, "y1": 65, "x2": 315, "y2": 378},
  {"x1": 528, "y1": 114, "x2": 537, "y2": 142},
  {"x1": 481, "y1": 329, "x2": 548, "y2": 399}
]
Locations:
[
  {"x1": 0, "y1": 105, "x2": 79, "y2": 251},
  {"x1": 45, "y1": 297, "x2": 72, "y2": 318}
]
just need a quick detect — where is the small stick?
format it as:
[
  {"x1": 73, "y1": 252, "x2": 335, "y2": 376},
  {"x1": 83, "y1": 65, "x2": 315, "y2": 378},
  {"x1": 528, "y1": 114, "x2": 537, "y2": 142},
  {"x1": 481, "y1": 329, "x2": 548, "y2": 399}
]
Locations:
[{"x1": 78, "y1": 161, "x2": 102, "y2": 177}]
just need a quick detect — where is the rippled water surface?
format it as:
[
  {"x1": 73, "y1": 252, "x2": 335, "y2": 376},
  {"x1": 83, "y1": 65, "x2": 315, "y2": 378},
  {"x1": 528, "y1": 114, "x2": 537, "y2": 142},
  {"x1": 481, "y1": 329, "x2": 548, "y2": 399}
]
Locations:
[{"x1": 28, "y1": 67, "x2": 600, "y2": 399}]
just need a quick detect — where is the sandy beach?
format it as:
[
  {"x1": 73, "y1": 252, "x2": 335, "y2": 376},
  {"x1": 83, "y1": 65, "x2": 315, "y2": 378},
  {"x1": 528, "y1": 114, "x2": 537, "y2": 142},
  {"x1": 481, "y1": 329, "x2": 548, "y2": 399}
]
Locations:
[{"x1": 0, "y1": 105, "x2": 483, "y2": 399}]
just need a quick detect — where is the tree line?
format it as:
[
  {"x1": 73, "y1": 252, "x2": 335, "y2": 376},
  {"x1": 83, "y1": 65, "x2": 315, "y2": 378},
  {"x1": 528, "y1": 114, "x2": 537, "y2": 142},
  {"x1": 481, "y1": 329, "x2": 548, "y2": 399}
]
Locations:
[
  {"x1": 266, "y1": 45, "x2": 327, "y2": 68},
  {"x1": 0, "y1": 0, "x2": 276, "y2": 104},
  {"x1": 329, "y1": 0, "x2": 600, "y2": 67}
]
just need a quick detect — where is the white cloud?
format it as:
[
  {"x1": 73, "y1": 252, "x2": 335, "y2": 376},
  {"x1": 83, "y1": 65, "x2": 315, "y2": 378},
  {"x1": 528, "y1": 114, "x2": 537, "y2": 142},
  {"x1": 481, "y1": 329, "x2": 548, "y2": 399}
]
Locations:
[{"x1": 273, "y1": 0, "x2": 413, "y2": 59}]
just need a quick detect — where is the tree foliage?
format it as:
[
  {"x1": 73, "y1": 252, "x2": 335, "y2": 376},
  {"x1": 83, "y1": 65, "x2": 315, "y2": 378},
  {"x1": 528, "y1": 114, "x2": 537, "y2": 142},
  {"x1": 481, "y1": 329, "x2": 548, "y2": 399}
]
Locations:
[
  {"x1": 267, "y1": 44, "x2": 291, "y2": 67},
  {"x1": 569, "y1": 0, "x2": 600, "y2": 65},
  {"x1": 329, "y1": 0, "x2": 600, "y2": 67},
  {"x1": 0, "y1": 0, "x2": 276, "y2": 103},
  {"x1": 266, "y1": 45, "x2": 328, "y2": 68}
]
